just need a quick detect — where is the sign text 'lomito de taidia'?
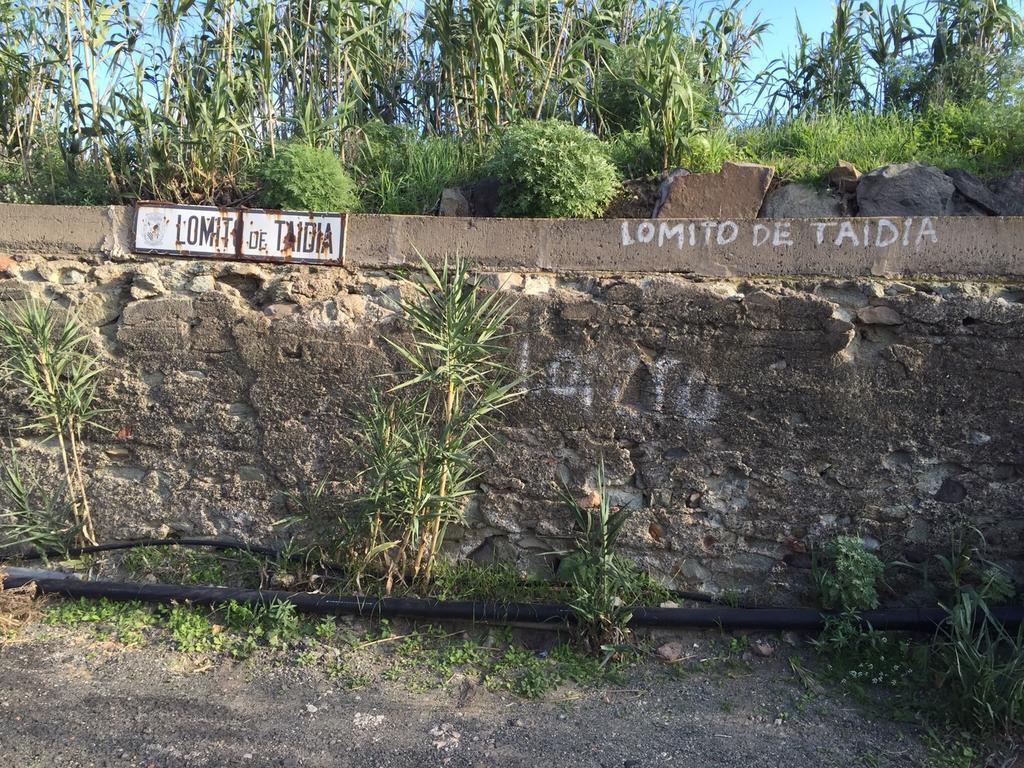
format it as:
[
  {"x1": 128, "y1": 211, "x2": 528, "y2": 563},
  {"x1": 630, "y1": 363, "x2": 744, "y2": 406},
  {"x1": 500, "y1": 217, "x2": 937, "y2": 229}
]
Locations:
[{"x1": 133, "y1": 203, "x2": 346, "y2": 265}]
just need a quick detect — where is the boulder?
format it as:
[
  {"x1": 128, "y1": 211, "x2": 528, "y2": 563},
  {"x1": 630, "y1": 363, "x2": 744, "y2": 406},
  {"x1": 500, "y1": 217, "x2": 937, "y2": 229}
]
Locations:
[
  {"x1": 759, "y1": 183, "x2": 843, "y2": 218},
  {"x1": 465, "y1": 176, "x2": 501, "y2": 217},
  {"x1": 945, "y1": 169, "x2": 999, "y2": 215},
  {"x1": 828, "y1": 160, "x2": 861, "y2": 193},
  {"x1": 988, "y1": 171, "x2": 1024, "y2": 215},
  {"x1": 654, "y1": 162, "x2": 774, "y2": 219},
  {"x1": 856, "y1": 162, "x2": 954, "y2": 216},
  {"x1": 438, "y1": 188, "x2": 470, "y2": 217}
]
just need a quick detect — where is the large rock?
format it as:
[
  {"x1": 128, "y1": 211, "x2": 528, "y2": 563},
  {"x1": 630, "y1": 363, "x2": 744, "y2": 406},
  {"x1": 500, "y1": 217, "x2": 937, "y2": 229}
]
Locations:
[
  {"x1": 465, "y1": 176, "x2": 501, "y2": 217},
  {"x1": 945, "y1": 169, "x2": 999, "y2": 215},
  {"x1": 654, "y1": 162, "x2": 774, "y2": 219},
  {"x1": 856, "y1": 162, "x2": 954, "y2": 216},
  {"x1": 438, "y1": 188, "x2": 470, "y2": 217},
  {"x1": 989, "y1": 171, "x2": 1024, "y2": 215},
  {"x1": 759, "y1": 183, "x2": 844, "y2": 218}
]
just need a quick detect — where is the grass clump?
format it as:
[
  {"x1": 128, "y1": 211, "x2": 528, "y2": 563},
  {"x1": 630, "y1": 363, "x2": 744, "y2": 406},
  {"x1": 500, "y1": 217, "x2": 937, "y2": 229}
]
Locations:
[
  {"x1": 257, "y1": 144, "x2": 359, "y2": 212},
  {"x1": 737, "y1": 102, "x2": 1024, "y2": 185},
  {"x1": 119, "y1": 546, "x2": 264, "y2": 589},
  {"x1": 353, "y1": 124, "x2": 486, "y2": 214},
  {"x1": 486, "y1": 121, "x2": 619, "y2": 218},
  {"x1": 934, "y1": 591, "x2": 1024, "y2": 735},
  {"x1": 431, "y1": 561, "x2": 562, "y2": 604}
]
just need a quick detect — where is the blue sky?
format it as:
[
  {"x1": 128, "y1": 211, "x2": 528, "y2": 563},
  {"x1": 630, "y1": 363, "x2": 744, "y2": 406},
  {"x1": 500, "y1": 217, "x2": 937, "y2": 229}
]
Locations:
[{"x1": 743, "y1": 1, "x2": 837, "y2": 68}]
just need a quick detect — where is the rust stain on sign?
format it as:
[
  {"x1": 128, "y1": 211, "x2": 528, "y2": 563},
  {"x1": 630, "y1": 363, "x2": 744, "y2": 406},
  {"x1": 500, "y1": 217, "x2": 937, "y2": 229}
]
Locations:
[{"x1": 133, "y1": 203, "x2": 346, "y2": 265}]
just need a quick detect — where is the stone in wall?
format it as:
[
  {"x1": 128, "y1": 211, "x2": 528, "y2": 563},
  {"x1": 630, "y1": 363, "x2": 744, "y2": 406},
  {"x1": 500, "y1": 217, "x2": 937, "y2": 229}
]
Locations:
[{"x1": 828, "y1": 160, "x2": 861, "y2": 193}]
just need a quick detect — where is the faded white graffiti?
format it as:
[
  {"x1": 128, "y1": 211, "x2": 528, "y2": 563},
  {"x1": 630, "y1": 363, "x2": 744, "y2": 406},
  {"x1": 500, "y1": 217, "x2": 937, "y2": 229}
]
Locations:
[
  {"x1": 652, "y1": 358, "x2": 720, "y2": 423},
  {"x1": 621, "y1": 217, "x2": 938, "y2": 249},
  {"x1": 518, "y1": 340, "x2": 720, "y2": 423},
  {"x1": 546, "y1": 350, "x2": 594, "y2": 408}
]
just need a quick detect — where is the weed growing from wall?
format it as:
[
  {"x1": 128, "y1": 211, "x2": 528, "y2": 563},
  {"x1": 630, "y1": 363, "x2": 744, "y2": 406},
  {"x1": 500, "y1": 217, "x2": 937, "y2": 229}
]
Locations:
[
  {"x1": 814, "y1": 535, "x2": 885, "y2": 612},
  {"x1": 358, "y1": 255, "x2": 524, "y2": 590},
  {"x1": 558, "y1": 459, "x2": 664, "y2": 651},
  {"x1": 0, "y1": 299, "x2": 106, "y2": 546},
  {"x1": 0, "y1": 446, "x2": 73, "y2": 557}
]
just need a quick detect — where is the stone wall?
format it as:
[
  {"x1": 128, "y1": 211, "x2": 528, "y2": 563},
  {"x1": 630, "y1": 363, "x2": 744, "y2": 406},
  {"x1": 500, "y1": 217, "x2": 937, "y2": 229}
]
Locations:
[{"x1": 1, "y1": 204, "x2": 1022, "y2": 602}]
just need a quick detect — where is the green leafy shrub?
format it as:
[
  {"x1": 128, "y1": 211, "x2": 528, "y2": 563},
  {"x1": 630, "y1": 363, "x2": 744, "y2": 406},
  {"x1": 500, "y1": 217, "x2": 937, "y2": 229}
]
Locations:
[
  {"x1": 257, "y1": 144, "x2": 359, "y2": 212},
  {"x1": 0, "y1": 149, "x2": 116, "y2": 206},
  {"x1": 815, "y1": 535, "x2": 885, "y2": 611},
  {"x1": 486, "y1": 120, "x2": 619, "y2": 218}
]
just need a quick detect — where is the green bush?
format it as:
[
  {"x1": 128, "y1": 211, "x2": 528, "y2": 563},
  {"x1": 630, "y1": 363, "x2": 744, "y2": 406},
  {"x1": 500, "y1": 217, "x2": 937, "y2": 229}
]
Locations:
[
  {"x1": 486, "y1": 120, "x2": 619, "y2": 218},
  {"x1": 257, "y1": 144, "x2": 359, "y2": 212},
  {"x1": 815, "y1": 535, "x2": 886, "y2": 612}
]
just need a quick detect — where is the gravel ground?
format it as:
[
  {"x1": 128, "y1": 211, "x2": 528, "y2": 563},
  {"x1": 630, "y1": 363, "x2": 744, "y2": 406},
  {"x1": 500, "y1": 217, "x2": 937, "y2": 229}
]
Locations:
[{"x1": 0, "y1": 621, "x2": 933, "y2": 768}]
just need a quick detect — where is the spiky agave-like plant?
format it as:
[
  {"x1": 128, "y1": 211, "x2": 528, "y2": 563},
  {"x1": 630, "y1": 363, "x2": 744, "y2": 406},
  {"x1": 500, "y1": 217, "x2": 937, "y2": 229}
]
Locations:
[{"x1": 0, "y1": 299, "x2": 106, "y2": 546}]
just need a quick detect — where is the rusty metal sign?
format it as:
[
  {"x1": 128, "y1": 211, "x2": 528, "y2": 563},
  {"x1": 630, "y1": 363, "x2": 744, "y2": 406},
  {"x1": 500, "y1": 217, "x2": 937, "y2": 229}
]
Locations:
[{"x1": 133, "y1": 203, "x2": 346, "y2": 265}]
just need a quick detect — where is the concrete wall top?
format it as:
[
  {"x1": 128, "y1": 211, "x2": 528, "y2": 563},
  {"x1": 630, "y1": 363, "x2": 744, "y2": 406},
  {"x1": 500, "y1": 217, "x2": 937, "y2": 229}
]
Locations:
[{"x1": 0, "y1": 203, "x2": 1022, "y2": 279}]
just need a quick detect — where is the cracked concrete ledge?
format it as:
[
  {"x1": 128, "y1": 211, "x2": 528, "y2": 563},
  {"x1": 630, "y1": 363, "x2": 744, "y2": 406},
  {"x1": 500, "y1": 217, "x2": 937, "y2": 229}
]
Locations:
[{"x1": 1, "y1": 203, "x2": 1023, "y2": 278}]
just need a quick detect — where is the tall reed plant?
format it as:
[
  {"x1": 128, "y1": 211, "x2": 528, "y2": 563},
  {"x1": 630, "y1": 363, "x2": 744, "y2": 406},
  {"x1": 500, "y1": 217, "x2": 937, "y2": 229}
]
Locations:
[
  {"x1": 0, "y1": 299, "x2": 106, "y2": 546},
  {"x1": 358, "y1": 255, "x2": 524, "y2": 590}
]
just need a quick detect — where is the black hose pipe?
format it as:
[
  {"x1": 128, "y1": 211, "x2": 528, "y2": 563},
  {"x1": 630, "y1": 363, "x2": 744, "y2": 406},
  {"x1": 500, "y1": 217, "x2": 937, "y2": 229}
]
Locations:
[
  {"x1": 15, "y1": 536, "x2": 737, "y2": 606},
  {"x1": 22, "y1": 537, "x2": 284, "y2": 561},
  {"x1": 5, "y1": 573, "x2": 1022, "y2": 632}
]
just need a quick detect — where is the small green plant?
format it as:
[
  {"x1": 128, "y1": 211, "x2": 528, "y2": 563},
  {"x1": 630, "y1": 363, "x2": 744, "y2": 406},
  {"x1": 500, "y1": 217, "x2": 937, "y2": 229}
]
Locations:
[
  {"x1": 45, "y1": 598, "x2": 155, "y2": 646},
  {"x1": 0, "y1": 299, "x2": 107, "y2": 546},
  {"x1": 162, "y1": 604, "x2": 221, "y2": 653},
  {"x1": 814, "y1": 536, "x2": 885, "y2": 612},
  {"x1": 257, "y1": 144, "x2": 360, "y2": 212},
  {"x1": 812, "y1": 612, "x2": 918, "y2": 694},
  {"x1": 559, "y1": 458, "x2": 658, "y2": 651},
  {"x1": 485, "y1": 120, "x2": 619, "y2": 218}
]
